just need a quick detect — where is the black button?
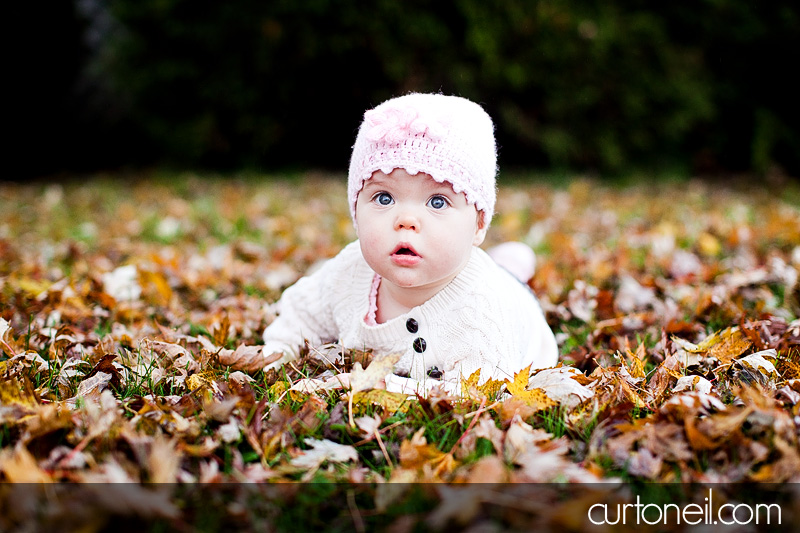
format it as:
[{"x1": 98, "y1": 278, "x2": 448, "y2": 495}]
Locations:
[
  {"x1": 413, "y1": 337, "x2": 426, "y2": 353},
  {"x1": 427, "y1": 366, "x2": 442, "y2": 379},
  {"x1": 406, "y1": 318, "x2": 418, "y2": 333}
]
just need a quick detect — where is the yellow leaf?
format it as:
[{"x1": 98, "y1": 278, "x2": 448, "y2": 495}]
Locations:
[
  {"x1": 505, "y1": 364, "x2": 532, "y2": 396},
  {"x1": 270, "y1": 380, "x2": 289, "y2": 398},
  {"x1": 624, "y1": 342, "x2": 648, "y2": 379},
  {"x1": 139, "y1": 269, "x2": 173, "y2": 306},
  {"x1": 697, "y1": 232, "x2": 721, "y2": 257},
  {"x1": 0, "y1": 374, "x2": 39, "y2": 409},
  {"x1": 462, "y1": 368, "x2": 481, "y2": 392},
  {"x1": 504, "y1": 365, "x2": 557, "y2": 411},
  {"x1": 351, "y1": 389, "x2": 410, "y2": 416},
  {"x1": 187, "y1": 372, "x2": 219, "y2": 401},
  {"x1": 15, "y1": 278, "x2": 51, "y2": 298},
  {"x1": 461, "y1": 369, "x2": 505, "y2": 400}
]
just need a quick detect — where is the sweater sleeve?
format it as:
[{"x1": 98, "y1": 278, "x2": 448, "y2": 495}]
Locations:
[{"x1": 261, "y1": 245, "x2": 357, "y2": 368}]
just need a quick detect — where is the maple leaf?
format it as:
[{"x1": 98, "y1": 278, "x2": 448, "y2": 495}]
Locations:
[
  {"x1": 141, "y1": 339, "x2": 199, "y2": 374},
  {"x1": 211, "y1": 315, "x2": 231, "y2": 347},
  {"x1": 215, "y1": 344, "x2": 275, "y2": 373},
  {"x1": 460, "y1": 368, "x2": 504, "y2": 399},
  {"x1": 622, "y1": 342, "x2": 648, "y2": 379},
  {"x1": 504, "y1": 365, "x2": 557, "y2": 412},
  {"x1": 720, "y1": 349, "x2": 780, "y2": 389},
  {"x1": 84, "y1": 353, "x2": 123, "y2": 389},
  {"x1": 354, "y1": 414, "x2": 382, "y2": 436}
]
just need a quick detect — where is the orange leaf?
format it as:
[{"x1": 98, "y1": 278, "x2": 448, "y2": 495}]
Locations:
[{"x1": 399, "y1": 428, "x2": 447, "y2": 471}]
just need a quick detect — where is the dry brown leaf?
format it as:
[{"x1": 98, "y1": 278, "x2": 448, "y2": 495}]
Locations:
[
  {"x1": 464, "y1": 454, "x2": 508, "y2": 483},
  {"x1": 503, "y1": 415, "x2": 553, "y2": 464},
  {"x1": 216, "y1": 344, "x2": 268, "y2": 373},
  {"x1": 697, "y1": 327, "x2": 753, "y2": 364},
  {"x1": 148, "y1": 434, "x2": 181, "y2": 483}
]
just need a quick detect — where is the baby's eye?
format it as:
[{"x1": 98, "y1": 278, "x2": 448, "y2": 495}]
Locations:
[
  {"x1": 427, "y1": 195, "x2": 449, "y2": 210},
  {"x1": 373, "y1": 192, "x2": 394, "y2": 206}
]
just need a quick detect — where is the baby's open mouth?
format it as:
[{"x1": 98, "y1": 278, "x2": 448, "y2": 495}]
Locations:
[{"x1": 392, "y1": 244, "x2": 420, "y2": 257}]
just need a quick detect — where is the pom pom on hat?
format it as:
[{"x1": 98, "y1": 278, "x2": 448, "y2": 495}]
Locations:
[{"x1": 348, "y1": 93, "x2": 497, "y2": 225}]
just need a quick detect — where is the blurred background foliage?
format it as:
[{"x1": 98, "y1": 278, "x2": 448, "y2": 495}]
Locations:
[{"x1": 10, "y1": 0, "x2": 799, "y2": 179}]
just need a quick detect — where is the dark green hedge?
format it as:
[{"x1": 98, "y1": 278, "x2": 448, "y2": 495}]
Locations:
[{"x1": 21, "y1": 0, "x2": 800, "y2": 176}]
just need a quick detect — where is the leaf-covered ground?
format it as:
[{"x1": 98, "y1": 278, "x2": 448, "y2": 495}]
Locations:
[{"x1": 1, "y1": 173, "x2": 800, "y2": 531}]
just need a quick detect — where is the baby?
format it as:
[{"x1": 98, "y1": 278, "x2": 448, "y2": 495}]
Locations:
[{"x1": 224, "y1": 93, "x2": 558, "y2": 394}]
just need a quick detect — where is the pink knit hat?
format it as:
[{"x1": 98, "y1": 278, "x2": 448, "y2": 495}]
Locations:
[{"x1": 348, "y1": 93, "x2": 497, "y2": 225}]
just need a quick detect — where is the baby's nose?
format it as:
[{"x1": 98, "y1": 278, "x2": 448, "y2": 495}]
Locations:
[{"x1": 394, "y1": 210, "x2": 420, "y2": 231}]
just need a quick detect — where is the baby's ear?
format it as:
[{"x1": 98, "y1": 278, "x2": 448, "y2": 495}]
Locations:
[{"x1": 473, "y1": 211, "x2": 488, "y2": 246}]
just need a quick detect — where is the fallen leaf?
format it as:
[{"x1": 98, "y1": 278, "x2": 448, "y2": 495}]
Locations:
[
  {"x1": 460, "y1": 368, "x2": 505, "y2": 399},
  {"x1": 697, "y1": 327, "x2": 753, "y2": 364},
  {"x1": 0, "y1": 443, "x2": 52, "y2": 482},
  {"x1": 528, "y1": 366, "x2": 595, "y2": 409},
  {"x1": 289, "y1": 438, "x2": 358, "y2": 470},
  {"x1": 354, "y1": 414, "x2": 382, "y2": 437},
  {"x1": 351, "y1": 389, "x2": 410, "y2": 416},
  {"x1": 503, "y1": 416, "x2": 553, "y2": 464},
  {"x1": 349, "y1": 351, "x2": 402, "y2": 393},
  {"x1": 347, "y1": 351, "x2": 402, "y2": 426},
  {"x1": 505, "y1": 365, "x2": 557, "y2": 411},
  {"x1": 399, "y1": 428, "x2": 449, "y2": 473},
  {"x1": 148, "y1": 434, "x2": 181, "y2": 483},
  {"x1": 672, "y1": 375, "x2": 713, "y2": 394}
]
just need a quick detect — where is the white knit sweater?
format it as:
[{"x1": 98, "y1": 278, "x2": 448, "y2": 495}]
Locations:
[{"x1": 261, "y1": 241, "x2": 559, "y2": 394}]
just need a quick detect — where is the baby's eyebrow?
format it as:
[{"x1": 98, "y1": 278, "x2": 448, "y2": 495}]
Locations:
[
  {"x1": 362, "y1": 177, "x2": 388, "y2": 190},
  {"x1": 429, "y1": 181, "x2": 456, "y2": 194}
]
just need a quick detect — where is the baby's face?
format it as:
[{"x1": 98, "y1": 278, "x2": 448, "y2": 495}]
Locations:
[{"x1": 355, "y1": 168, "x2": 486, "y2": 294}]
